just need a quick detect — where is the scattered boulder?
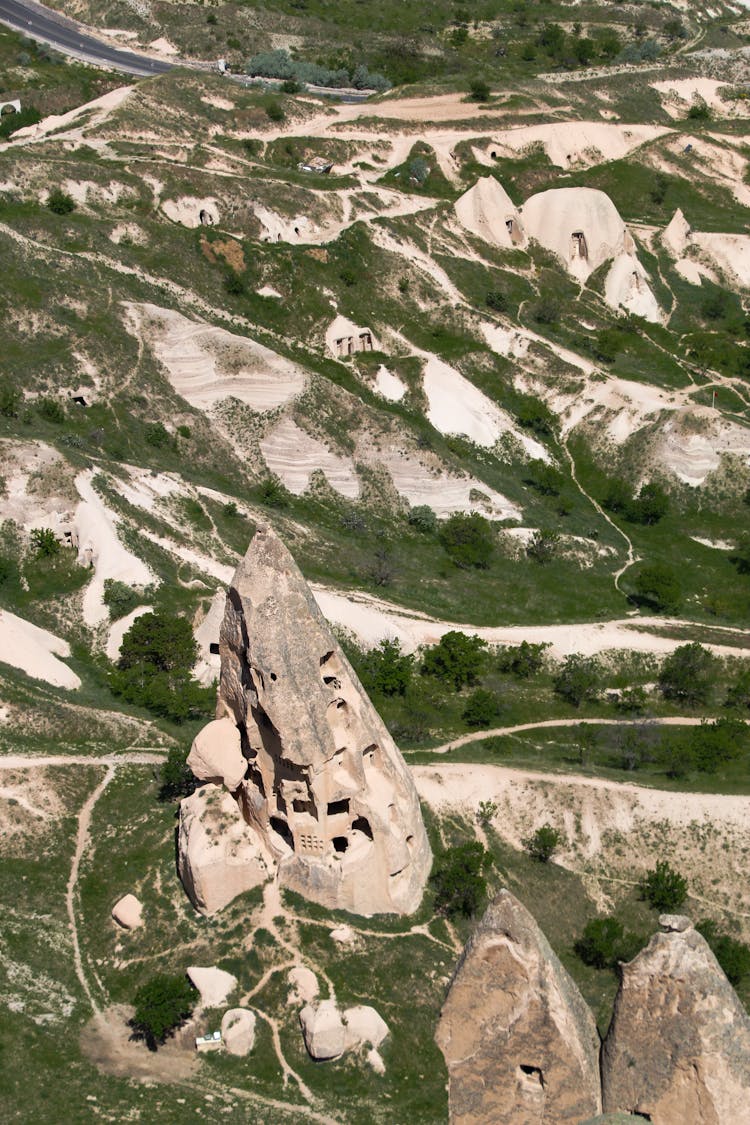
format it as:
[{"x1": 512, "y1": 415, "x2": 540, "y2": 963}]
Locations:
[
  {"x1": 221, "y1": 1008, "x2": 256, "y2": 1057},
  {"x1": 178, "y1": 524, "x2": 431, "y2": 917},
  {"x1": 187, "y1": 965, "x2": 238, "y2": 1009},
  {"x1": 300, "y1": 999, "x2": 347, "y2": 1060},
  {"x1": 436, "y1": 889, "x2": 601, "y2": 1124},
  {"x1": 299, "y1": 999, "x2": 390, "y2": 1061},
  {"x1": 343, "y1": 1005, "x2": 389, "y2": 1050},
  {"x1": 329, "y1": 924, "x2": 357, "y2": 945},
  {"x1": 288, "y1": 966, "x2": 319, "y2": 1005},
  {"x1": 111, "y1": 893, "x2": 143, "y2": 930},
  {"x1": 187, "y1": 717, "x2": 246, "y2": 790},
  {"x1": 601, "y1": 916, "x2": 750, "y2": 1123},
  {"x1": 177, "y1": 784, "x2": 270, "y2": 916}
]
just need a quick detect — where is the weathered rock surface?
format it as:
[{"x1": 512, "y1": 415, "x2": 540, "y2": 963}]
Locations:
[
  {"x1": 299, "y1": 999, "x2": 389, "y2": 1061},
  {"x1": 601, "y1": 916, "x2": 750, "y2": 1123},
  {"x1": 187, "y1": 717, "x2": 246, "y2": 790},
  {"x1": 187, "y1": 965, "x2": 238, "y2": 1009},
  {"x1": 436, "y1": 889, "x2": 602, "y2": 1124},
  {"x1": 221, "y1": 1008, "x2": 256, "y2": 1056},
  {"x1": 177, "y1": 784, "x2": 270, "y2": 915},
  {"x1": 287, "y1": 966, "x2": 319, "y2": 1005},
  {"x1": 179, "y1": 524, "x2": 431, "y2": 916},
  {"x1": 111, "y1": 893, "x2": 143, "y2": 930},
  {"x1": 300, "y1": 999, "x2": 347, "y2": 1060}
]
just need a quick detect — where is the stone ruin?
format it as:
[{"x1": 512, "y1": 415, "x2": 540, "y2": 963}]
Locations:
[
  {"x1": 437, "y1": 895, "x2": 750, "y2": 1124},
  {"x1": 178, "y1": 524, "x2": 431, "y2": 917}
]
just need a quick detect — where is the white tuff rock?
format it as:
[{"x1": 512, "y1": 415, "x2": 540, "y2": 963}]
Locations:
[
  {"x1": 111, "y1": 893, "x2": 143, "y2": 930},
  {"x1": 221, "y1": 1008, "x2": 256, "y2": 1056}
]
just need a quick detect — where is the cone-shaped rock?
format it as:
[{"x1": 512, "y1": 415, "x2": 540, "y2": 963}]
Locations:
[
  {"x1": 436, "y1": 889, "x2": 602, "y2": 1124},
  {"x1": 179, "y1": 524, "x2": 431, "y2": 916},
  {"x1": 601, "y1": 915, "x2": 750, "y2": 1123}
]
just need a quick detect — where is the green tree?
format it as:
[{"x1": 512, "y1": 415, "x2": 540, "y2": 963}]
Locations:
[
  {"x1": 523, "y1": 823, "x2": 563, "y2": 862},
  {"x1": 130, "y1": 973, "x2": 196, "y2": 1050},
  {"x1": 103, "y1": 579, "x2": 142, "y2": 621},
  {"x1": 259, "y1": 475, "x2": 289, "y2": 508},
  {"x1": 525, "y1": 461, "x2": 564, "y2": 497},
  {"x1": 575, "y1": 916, "x2": 644, "y2": 969},
  {"x1": 30, "y1": 527, "x2": 60, "y2": 558},
  {"x1": 360, "y1": 638, "x2": 414, "y2": 697},
  {"x1": 688, "y1": 718, "x2": 746, "y2": 773},
  {"x1": 408, "y1": 505, "x2": 438, "y2": 534},
  {"x1": 112, "y1": 610, "x2": 211, "y2": 724},
  {"x1": 431, "y1": 841, "x2": 492, "y2": 917},
  {"x1": 468, "y1": 78, "x2": 491, "y2": 102},
  {"x1": 527, "y1": 529, "x2": 561, "y2": 564},
  {"x1": 629, "y1": 482, "x2": 669, "y2": 525},
  {"x1": 641, "y1": 860, "x2": 688, "y2": 911},
  {"x1": 421, "y1": 631, "x2": 487, "y2": 689},
  {"x1": 486, "y1": 289, "x2": 508, "y2": 313},
  {"x1": 697, "y1": 920, "x2": 750, "y2": 986},
  {"x1": 438, "y1": 513, "x2": 494, "y2": 569},
  {"x1": 726, "y1": 667, "x2": 750, "y2": 710},
  {"x1": 158, "y1": 745, "x2": 198, "y2": 802},
  {"x1": 0, "y1": 383, "x2": 20, "y2": 417},
  {"x1": 553, "y1": 653, "x2": 603, "y2": 707},
  {"x1": 497, "y1": 640, "x2": 548, "y2": 678},
  {"x1": 47, "y1": 188, "x2": 76, "y2": 214},
  {"x1": 633, "y1": 564, "x2": 682, "y2": 612},
  {"x1": 658, "y1": 643, "x2": 716, "y2": 707},
  {"x1": 462, "y1": 687, "x2": 500, "y2": 728}
]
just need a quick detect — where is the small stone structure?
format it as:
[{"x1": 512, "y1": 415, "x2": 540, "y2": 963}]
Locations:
[
  {"x1": 178, "y1": 525, "x2": 431, "y2": 916},
  {"x1": 0, "y1": 100, "x2": 21, "y2": 116},
  {"x1": 325, "y1": 314, "x2": 377, "y2": 359}
]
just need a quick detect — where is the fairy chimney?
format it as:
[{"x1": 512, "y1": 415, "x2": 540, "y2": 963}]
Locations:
[{"x1": 178, "y1": 524, "x2": 431, "y2": 916}]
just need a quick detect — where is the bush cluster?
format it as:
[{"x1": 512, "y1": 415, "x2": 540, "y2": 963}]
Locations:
[{"x1": 246, "y1": 49, "x2": 390, "y2": 91}]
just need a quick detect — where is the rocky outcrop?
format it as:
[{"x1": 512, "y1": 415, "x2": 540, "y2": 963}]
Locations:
[
  {"x1": 187, "y1": 717, "x2": 246, "y2": 790},
  {"x1": 436, "y1": 889, "x2": 601, "y2": 1124},
  {"x1": 221, "y1": 1008, "x2": 256, "y2": 1056},
  {"x1": 178, "y1": 524, "x2": 431, "y2": 916},
  {"x1": 111, "y1": 893, "x2": 143, "y2": 930},
  {"x1": 187, "y1": 965, "x2": 238, "y2": 1009},
  {"x1": 299, "y1": 999, "x2": 389, "y2": 1061},
  {"x1": 601, "y1": 915, "x2": 750, "y2": 1123},
  {"x1": 177, "y1": 784, "x2": 270, "y2": 915}
]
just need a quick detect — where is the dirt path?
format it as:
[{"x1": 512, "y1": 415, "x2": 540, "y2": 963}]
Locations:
[
  {"x1": 427, "y1": 714, "x2": 742, "y2": 756},
  {"x1": 66, "y1": 764, "x2": 115, "y2": 1016}
]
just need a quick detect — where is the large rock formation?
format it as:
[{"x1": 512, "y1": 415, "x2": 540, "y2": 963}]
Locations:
[
  {"x1": 436, "y1": 889, "x2": 602, "y2": 1124},
  {"x1": 601, "y1": 915, "x2": 750, "y2": 1123},
  {"x1": 178, "y1": 524, "x2": 431, "y2": 916}
]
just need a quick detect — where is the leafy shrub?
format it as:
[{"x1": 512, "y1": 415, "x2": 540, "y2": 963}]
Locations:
[
  {"x1": 553, "y1": 653, "x2": 603, "y2": 707},
  {"x1": 111, "y1": 610, "x2": 212, "y2": 723},
  {"x1": 462, "y1": 687, "x2": 500, "y2": 728},
  {"x1": 641, "y1": 860, "x2": 687, "y2": 911},
  {"x1": 360, "y1": 638, "x2": 414, "y2": 697},
  {"x1": 265, "y1": 100, "x2": 285, "y2": 123},
  {"x1": 0, "y1": 106, "x2": 41, "y2": 139},
  {"x1": 422, "y1": 631, "x2": 487, "y2": 690},
  {"x1": 37, "y1": 397, "x2": 65, "y2": 423},
  {"x1": 524, "y1": 460, "x2": 564, "y2": 497},
  {"x1": 431, "y1": 841, "x2": 492, "y2": 917},
  {"x1": 468, "y1": 78, "x2": 491, "y2": 102},
  {"x1": 485, "y1": 289, "x2": 508, "y2": 313},
  {"x1": 130, "y1": 974, "x2": 196, "y2": 1050},
  {"x1": 438, "y1": 512, "x2": 494, "y2": 569},
  {"x1": 633, "y1": 564, "x2": 681, "y2": 612},
  {"x1": 515, "y1": 396, "x2": 555, "y2": 437},
  {"x1": 0, "y1": 383, "x2": 21, "y2": 417},
  {"x1": 29, "y1": 527, "x2": 60, "y2": 558},
  {"x1": 259, "y1": 475, "x2": 289, "y2": 508},
  {"x1": 527, "y1": 528, "x2": 560, "y2": 564},
  {"x1": 523, "y1": 823, "x2": 563, "y2": 862},
  {"x1": 103, "y1": 579, "x2": 142, "y2": 621},
  {"x1": 497, "y1": 640, "x2": 548, "y2": 678},
  {"x1": 658, "y1": 643, "x2": 716, "y2": 707},
  {"x1": 246, "y1": 48, "x2": 390, "y2": 92},
  {"x1": 408, "y1": 505, "x2": 438, "y2": 534},
  {"x1": 158, "y1": 745, "x2": 198, "y2": 802},
  {"x1": 47, "y1": 188, "x2": 76, "y2": 214},
  {"x1": 697, "y1": 920, "x2": 750, "y2": 986},
  {"x1": 575, "y1": 916, "x2": 644, "y2": 969},
  {"x1": 144, "y1": 422, "x2": 172, "y2": 448}
]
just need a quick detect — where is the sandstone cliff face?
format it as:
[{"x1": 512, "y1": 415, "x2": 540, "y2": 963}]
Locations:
[
  {"x1": 601, "y1": 916, "x2": 750, "y2": 1124},
  {"x1": 179, "y1": 524, "x2": 431, "y2": 916},
  {"x1": 436, "y1": 889, "x2": 602, "y2": 1124}
]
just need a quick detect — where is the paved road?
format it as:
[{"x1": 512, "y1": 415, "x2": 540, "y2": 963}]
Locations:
[{"x1": 0, "y1": 0, "x2": 173, "y2": 76}]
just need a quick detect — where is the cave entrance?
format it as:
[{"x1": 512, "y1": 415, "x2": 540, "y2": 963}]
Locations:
[
  {"x1": 519, "y1": 1064, "x2": 544, "y2": 1087},
  {"x1": 269, "y1": 816, "x2": 295, "y2": 851}
]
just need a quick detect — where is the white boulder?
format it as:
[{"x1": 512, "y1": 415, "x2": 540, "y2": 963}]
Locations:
[
  {"x1": 221, "y1": 1008, "x2": 256, "y2": 1056},
  {"x1": 343, "y1": 1005, "x2": 389, "y2": 1050},
  {"x1": 288, "y1": 966, "x2": 319, "y2": 1005},
  {"x1": 300, "y1": 999, "x2": 347, "y2": 1060},
  {"x1": 187, "y1": 717, "x2": 246, "y2": 790},
  {"x1": 111, "y1": 893, "x2": 143, "y2": 930},
  {"x1": 329, "y1": 924, "x2": 357, "y2": 945},
  {"x1": 187, "y1": 965, "x2": 238, "y2": 1009}
]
